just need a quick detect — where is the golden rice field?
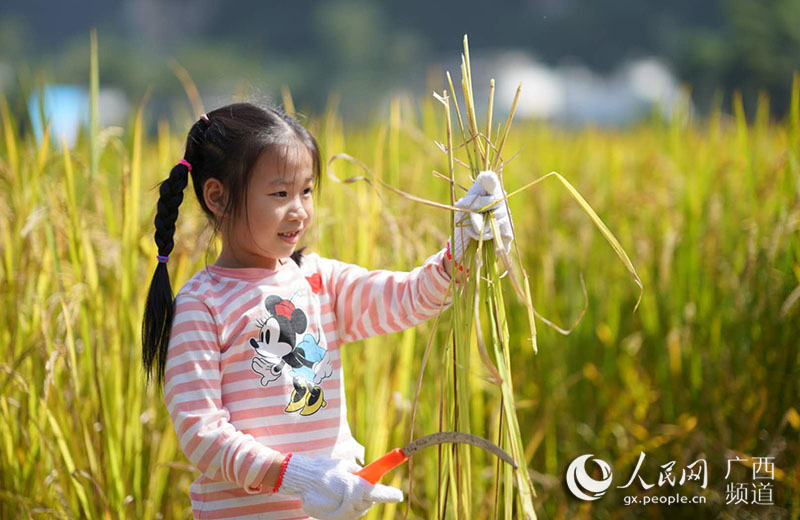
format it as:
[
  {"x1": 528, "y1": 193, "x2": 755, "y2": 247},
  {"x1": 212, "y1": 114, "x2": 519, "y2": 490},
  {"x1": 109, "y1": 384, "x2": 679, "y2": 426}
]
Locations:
[{"x1": 1, "y1": 54, "x2": 799, "y2": 518}]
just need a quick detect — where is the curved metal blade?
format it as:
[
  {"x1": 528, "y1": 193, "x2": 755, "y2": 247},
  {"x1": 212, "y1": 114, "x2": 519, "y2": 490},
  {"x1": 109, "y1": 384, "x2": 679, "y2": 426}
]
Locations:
[{"x1": 402, "y1": 431, "x2": 517, "y2": 469}]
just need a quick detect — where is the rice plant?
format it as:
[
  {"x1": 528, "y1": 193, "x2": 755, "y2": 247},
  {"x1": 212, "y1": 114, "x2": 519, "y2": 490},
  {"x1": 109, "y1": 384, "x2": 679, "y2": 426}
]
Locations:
[{"x1": 0, "y1": 30, "x2": 798, "y2": 520}]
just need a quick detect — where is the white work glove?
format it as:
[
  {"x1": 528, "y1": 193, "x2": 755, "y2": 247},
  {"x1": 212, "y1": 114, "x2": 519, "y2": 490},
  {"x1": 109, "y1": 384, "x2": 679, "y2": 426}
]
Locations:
[
  {"x1": 450, "y1": 170, "x2": 514, "y2": 268},
  {"x1": 277, "y1": 453, "x2": 404, "y2": 520}
]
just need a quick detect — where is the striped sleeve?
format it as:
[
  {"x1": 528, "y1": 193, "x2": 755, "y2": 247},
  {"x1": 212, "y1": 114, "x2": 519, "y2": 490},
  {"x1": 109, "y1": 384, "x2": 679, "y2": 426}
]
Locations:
[
  {"x1": 319, "y1": 247, "x2": 453, "y2": 344},
  {"x1": 163, "y1": 293, "x2": 279, "y2": 494}
]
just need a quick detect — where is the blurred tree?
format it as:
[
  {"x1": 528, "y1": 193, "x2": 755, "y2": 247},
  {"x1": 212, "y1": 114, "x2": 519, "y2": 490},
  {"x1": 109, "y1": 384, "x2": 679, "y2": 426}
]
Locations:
[
  {"x1": 670, "y1": 0, "x2": 800, "y2": 117},
  {"x1": 0, "y1": 15, "x2": 32, "y2": 64}
]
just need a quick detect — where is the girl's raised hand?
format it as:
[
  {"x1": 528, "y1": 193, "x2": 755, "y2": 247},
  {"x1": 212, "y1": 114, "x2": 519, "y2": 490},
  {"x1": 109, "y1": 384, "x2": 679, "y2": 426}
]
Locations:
[
  {"x1": 450, "y1": 170, "x2": 514, "y2": 268},
  {"x1": 276, "y1": 453, "x2": 403, "y2": 520}
]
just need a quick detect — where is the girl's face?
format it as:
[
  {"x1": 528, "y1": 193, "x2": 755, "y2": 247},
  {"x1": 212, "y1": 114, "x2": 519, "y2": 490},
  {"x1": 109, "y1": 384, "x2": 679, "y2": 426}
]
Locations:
[{"x1": 215, "y1": 142, "x2": 315, "y2": 270}]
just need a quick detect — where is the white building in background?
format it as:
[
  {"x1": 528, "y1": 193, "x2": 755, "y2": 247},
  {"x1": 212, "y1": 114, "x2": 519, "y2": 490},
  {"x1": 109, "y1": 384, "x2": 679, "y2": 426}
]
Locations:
[
  {"x1": 27, "y1": 85, "x2": 130, "y2": 148},
  {"x1": 424, "y1": 49, "x2": 689, "y2": 127},
  {"x1": 489, "y1": 51, "x2": 566, "y2": 120}
]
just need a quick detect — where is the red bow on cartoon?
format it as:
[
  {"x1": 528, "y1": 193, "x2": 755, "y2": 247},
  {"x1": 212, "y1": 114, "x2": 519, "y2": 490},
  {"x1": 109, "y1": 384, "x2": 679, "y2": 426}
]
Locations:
[
  {"x1": 274, "y1": 300, "x2": 295, "y2": 320},
  {"x1": 306, "y1": 273, "x2": 322, "y2": 294}
]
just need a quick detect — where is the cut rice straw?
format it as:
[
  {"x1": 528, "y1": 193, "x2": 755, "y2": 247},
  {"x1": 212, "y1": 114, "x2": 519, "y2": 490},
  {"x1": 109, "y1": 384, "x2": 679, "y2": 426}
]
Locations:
[{"x1": 477, "y1": 171, "x2": 644, "y2": 313}]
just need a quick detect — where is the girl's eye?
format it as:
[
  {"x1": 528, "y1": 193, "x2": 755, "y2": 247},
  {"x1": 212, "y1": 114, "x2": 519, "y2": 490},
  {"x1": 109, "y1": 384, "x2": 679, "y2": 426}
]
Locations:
[
  {"x1": 272, "y1": 191, "x2": 288, "y2": 197},
  {"x1": 303, "y1": 187, "x2": 313, "y2": 195}
]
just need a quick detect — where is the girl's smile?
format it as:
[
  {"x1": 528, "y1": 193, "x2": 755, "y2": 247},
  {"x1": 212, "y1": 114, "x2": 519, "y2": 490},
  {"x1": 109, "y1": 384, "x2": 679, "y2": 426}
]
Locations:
[{"x1": 278, "y1": 230, "x2": 302, "y2": 243}]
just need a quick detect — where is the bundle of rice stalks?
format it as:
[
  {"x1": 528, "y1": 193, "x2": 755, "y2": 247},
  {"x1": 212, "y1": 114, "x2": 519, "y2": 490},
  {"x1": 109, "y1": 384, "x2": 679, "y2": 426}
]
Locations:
[
  {"x1": 426, "y1": 35, "x2": 643, "y2": 520},
  {"x1": 328, "y1": 34, "x2": 642, "y2": 520}
]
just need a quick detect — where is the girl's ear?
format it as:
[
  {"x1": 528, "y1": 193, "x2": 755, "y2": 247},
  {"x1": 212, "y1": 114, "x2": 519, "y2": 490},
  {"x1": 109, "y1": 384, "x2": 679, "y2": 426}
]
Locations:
[{"x1": 203, "y1": 178, "x2": 227, "y2": 220}]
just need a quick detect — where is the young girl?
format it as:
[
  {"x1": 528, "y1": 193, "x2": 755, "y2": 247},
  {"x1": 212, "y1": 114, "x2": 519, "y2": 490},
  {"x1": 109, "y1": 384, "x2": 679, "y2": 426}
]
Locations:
[{"x1": 141, "y1": 102, "x2": 512, "y2": 520}]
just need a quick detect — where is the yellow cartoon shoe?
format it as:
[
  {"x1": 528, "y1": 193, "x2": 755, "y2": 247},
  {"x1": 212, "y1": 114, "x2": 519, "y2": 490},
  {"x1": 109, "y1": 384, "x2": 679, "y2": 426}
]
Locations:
[
  {"x1": 300, "y1": 386, "x2": 327, "y2": 416},
  {"x1": 284, "y1": 382, "x2": 309, "y2": 413}
]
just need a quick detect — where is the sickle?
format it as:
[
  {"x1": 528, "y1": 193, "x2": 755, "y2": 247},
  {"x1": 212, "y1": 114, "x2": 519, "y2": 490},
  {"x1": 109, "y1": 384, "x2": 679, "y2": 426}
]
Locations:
[{"x1": 355, "y1": 431, "x2": 517, "y2": 484}]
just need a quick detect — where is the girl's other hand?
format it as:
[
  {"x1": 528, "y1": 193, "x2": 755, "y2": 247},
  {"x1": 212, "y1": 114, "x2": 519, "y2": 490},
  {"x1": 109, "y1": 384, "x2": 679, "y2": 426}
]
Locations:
[
  {"x1": 450, "y1": 170, "x2": 514, "y2": 267},
  {"x1": 276, "y1": 453, "x2": 403, "y2": 520}
]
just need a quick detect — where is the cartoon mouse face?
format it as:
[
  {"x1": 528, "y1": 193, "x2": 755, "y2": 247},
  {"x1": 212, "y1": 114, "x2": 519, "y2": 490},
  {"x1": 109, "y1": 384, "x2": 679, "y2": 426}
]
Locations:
[
  {"x1": 250, "y1": 316, "x2": 292, "y2": 357},
  {"x1": 249, "y1": 295, "x2": 310, "y2": 382},
  {"x1": 250, "y1": 295, "x2": 307, "y2": 349}
]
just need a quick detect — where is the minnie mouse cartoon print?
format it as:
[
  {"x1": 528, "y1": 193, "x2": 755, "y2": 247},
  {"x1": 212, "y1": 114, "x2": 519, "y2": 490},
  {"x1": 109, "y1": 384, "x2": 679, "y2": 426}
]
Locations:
[{"x1": 249, "y1": 292, "x2": 333, "y2": 416}]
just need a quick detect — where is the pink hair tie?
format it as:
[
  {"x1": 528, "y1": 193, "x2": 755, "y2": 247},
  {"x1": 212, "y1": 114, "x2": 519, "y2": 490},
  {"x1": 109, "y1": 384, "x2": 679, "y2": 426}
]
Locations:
[
  {"x1": 200, "y1": 113, "x2": 210, "y2": 123},
  {"x1": 178, "y1": 158, "x2": 192, "y2": 171}
]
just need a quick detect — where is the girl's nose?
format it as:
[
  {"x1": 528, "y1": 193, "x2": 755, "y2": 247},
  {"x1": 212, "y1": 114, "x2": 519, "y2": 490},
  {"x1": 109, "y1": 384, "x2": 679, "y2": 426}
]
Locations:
[{"x1": 288, "y1": 196, "x2": 309, "y2": 220}]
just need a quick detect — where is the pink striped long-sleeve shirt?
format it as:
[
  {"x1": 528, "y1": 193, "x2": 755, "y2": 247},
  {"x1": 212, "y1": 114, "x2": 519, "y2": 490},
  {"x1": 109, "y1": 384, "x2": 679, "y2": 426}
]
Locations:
[{"x1": 164, "y1": 248, "x2": 453, "y2": 519}]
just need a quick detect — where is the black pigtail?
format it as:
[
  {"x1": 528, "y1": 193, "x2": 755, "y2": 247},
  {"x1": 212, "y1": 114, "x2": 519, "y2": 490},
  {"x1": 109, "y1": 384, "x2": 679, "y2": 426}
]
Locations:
[{"x1": 141, "y1": 161, "x2": 190, "y2": 391}]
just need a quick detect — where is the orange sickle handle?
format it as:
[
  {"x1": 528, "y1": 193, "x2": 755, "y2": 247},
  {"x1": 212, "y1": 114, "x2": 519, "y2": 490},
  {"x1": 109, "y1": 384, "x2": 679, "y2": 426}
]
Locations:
[{"x1": 355, "y1": 448, "x2": 408, "y2": 484}]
